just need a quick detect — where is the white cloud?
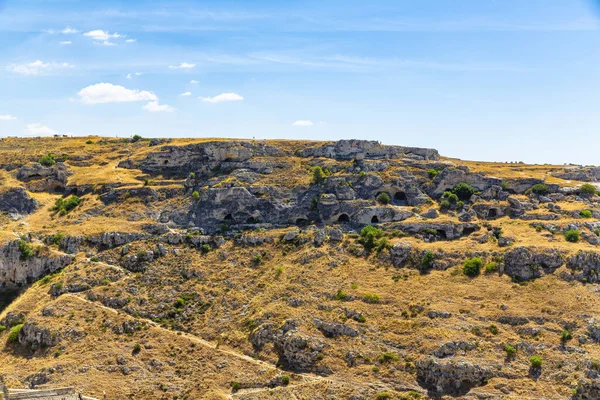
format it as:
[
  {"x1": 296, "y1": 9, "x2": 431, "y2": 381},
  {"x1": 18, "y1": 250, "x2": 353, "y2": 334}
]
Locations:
[
  {"x1": 292, "y1": 120, "x2": 314, "y2": 127},
  {"x1": 78, "y1": 83, "x2": 158, "y2": 104},
  {"x1": 84, "y1": 29, "x2": 121, "y2": 42},
  {"x1": 169, "y1": 62, "x2": 196, "y2": 69},
  {"x1": 126, "y1": 73, "x2": 132, "y2": 79},
  {"x1": 125, "y1": 39, "x2": 137, "y2": 43},
  {"x1": 6, "y1": 60, "x2": 73, "y2": 75},
  {"x1": 126, "y1": 72, "x2": 142, "y2": 79},
  {"x1": 26, "y1": 123, "x2": 58, "y2": 136},
  {"x1": 98, "y1": 41, "x2": 116, "y2": 46},
  {"x1": 190, "y1": 80, "x2": 199, "y2": 84},
  {"x1": 0, "y1": 115, "x2": 17, "y2": 121},
  {"x1": 59, "y1": 41, "x2": 72, "y2": 45},
  {"x1": 135, "y1": 72, "x2": 143, "y2": 76},
  {"x1": 62, "y1": 26, "x2": 79, "y2": 34},
  {"x1": 180, "y1": 91, "x2": 192, "y2": 96},
  {"x1": 200, "y1": 93, "x2": 244, "y2": 103},
  {"x1": 143, "y1": 101, "x2": 175, "y2": 112}
]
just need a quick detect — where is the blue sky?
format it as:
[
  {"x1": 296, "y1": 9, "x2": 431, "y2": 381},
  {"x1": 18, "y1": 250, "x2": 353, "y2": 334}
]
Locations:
[{"x1": 1, "y1": 0, "x2": 599, "y2": 164}]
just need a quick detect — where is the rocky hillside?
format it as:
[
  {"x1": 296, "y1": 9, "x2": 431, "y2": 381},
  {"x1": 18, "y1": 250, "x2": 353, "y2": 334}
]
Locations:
[{"x1": 1, "y1": 136, "x2": 600, "y2": 399}]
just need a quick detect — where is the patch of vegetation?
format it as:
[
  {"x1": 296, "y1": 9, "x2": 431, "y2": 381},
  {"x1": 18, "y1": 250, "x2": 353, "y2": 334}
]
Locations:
[
  {"x1": 0, "y1": 325, "x2": 5, "y2": 333},
  {"x1": 564, "y1": 229, "x2": 580, "y2": 243},
  {"x1": 52, "y1": 195, "x2": 81, "y2": 216},
  {"x1": 7, "y1": 324, "x2": 23, "y2": 343},
  {"x1": 561, "y1": 329, "x2": 573, "y2": 344},
  {"x1": 452, "y1": 183, "x2": 476, "y2": 201},
  {"x1": 376, "y1": 192, "x2": 390, "y2": 205},
  {"x1": 85, "y1": 140, "x2": 94, "y2": 145},
  {"x1": 17, "y1": 239, "x2": 35, "y2": 260},
  {"x1": 132, "y1": 134, "x2": 143, "y2": 142},
  {"x1": 504, "y1": 345, "x2": 517, "y2": 357},
  {"x1": 378, "y1": 352, "x2": 399, "y2": 363},
  {"x1": 484, "y1": 262, "x2": 498, "y2": 274},
  {"x1": 363, "y1": 293, "x2": 380, "y2": 304},
  {"x1": 580, "y1": 183, "x2": 597, "y2": 196},
  {"x1": 420, "y1": 250, "x2": 435, "y2": 272},
  {"x1": 192, "y1": 190, "x2": 200, "y2": 201},
  {"x1": 133, "y1": 343, "x2": 142, "y2": 354},
  {"x1": 530, "y1": 355, "x2": 542, "y2": 369},
  {"x1": 488, "y1": 325, "x2": 499, "y2": 335},
  {"x1": 531, "y1": 183, "x2": 549, "y2": 195},
  {"x1": 311, "y1": 166, "x2": 330, "y2": 184},
  {"x1": 463, "y1": 257, "x2": 482, "y2": 277},
  {"x1": 580, "y1": 209, "x2": 593, "y2": 218},
  {"x1": 358, "y1": 225, "x2": 385, "y2": 253},
  {"x1": 174, "y1": 297, "x2": 186, "y2": 308},
  {"x1": 231, "y1": 382, "x2": 241, "y2": 392},
  {"x1": 281, "y1": 374, "x2": 290, "y2": 385},
  {"x1": 427, "y1": 169, "x2": 438, "y2": 179},
  {"x1": 334, "y1": 289, "x2": 348, "y2": 301},
  {"x1": 376, "y1": 393, "x2": 393, "y2": 400},
  {"x1": 39, "y1": 153, "x2": 56, "y2": 167},
  {"x1": 200, "y1": 244, "x2": 211, "y2": 254}
]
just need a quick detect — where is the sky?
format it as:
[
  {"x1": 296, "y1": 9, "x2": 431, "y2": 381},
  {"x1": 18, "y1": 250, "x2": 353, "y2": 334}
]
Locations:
[{"x1": 0, "y1": 0, "x2": 600, "y2": 165}]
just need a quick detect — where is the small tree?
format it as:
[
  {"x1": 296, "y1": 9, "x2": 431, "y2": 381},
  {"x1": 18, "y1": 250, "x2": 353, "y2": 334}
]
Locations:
[
  {"x1": 311, "y1": 166, "x2": 327, "y2": 184},
  {"x1": 39, "y1": 153, "x2": 56, "y2": 167},
  {"x1": 376, "y1": 192, "x2": 390, "y2": 205},
  {"x1": 452, "y1": 183, "x2": 476, "y2": 201},
  {"x1": 132, "y1": 134, "x2": 143, "y2": 142},
  {"x1": 580, "y1": 210, "x2": 593, "y2": 218},
  {"x1": 359, "y1": 225, "x2": 384, "y2": 252},
  {"x1": 192, "y1": 190, "x2": 200, "y2": 200},
  {"x1": 427, "y1": 169, "x2": 438, "y2": 179},
  {"x1": 529, "y1": 355, "x2": 542, "y2": 369},
  {"x1": 420, "y1": 250, "x2": 435, "y2": 272},
  {"x1": 463, "y1": 257, "x2": 482, "y2": 277},
  {"x1": 580, "y1": 183, "x2": 597, "y2": 197},
  {"x1": 531, "y1": 183, "x2": 549, "y2": 195},
  {"x1": 7, "y1": 324, "x2": 23, "y2": 343},
  {"x1": 564, "y1": 229, "x2": 580, "y2": 243}
]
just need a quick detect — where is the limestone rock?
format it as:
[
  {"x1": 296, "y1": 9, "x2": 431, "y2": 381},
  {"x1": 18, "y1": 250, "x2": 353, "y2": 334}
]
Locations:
[
  {"x1": 503, "y1": 247, "x2": 563, "y2": 281},
  {"x1": 0, "y1": 188, "x2": 38, "y2": 214},
  {"x1": 18, "y1": 321, "x2": 61, "y2": 349},
  {"x1": 416, "y1": 357, "x2": 494, "y2": 396}
]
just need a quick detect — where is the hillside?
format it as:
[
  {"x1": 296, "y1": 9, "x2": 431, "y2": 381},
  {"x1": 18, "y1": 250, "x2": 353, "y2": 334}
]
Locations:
[{"x1": 1, "y1": 136, "x2": 600, "y2": 399}]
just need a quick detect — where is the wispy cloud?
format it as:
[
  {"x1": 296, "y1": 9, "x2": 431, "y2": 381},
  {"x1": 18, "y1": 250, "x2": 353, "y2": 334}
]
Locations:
[
  {"x1": 78, "y1": 83, "x2": 157, "y2": 104},
  {"x1": 0, "y1": 115, "x2": 17, "y2": 121},
  {"x1": 84, "y1": 29, "x2": 121, "y2": 41},
  {"x1": 200, "y1": 93, "x2": 244, "y2": 103},
  {"x1": 169, "y1": 62, "x2": 196, "y2": 69},
  {"x1": 144, "y1": 101, "x2": 175, "y2": 112},
  {"x1": 6, "y1": 60, "x2": 74, "y2": 75},
  {"x1": 292, "y1": 120, "x2": 314, "y2": 126},
  {"x1": 180, "y1": 92, "x2": 192, "y2": 96},
  {"x1": 62, "y1": 26, "x2": 78, "y2": 34},
  {"x1": 190, "y1": 80, "x2": 199, "y2": 84},
  {"x1": 59, "y1": 40, "x2": 72, "y2": 45},
  {"x1": 125, "y1": 38, "x2": 137, "y2": 43},
  {"x1": 26, "y1": 123, "x2": 58, "y2": 136}
]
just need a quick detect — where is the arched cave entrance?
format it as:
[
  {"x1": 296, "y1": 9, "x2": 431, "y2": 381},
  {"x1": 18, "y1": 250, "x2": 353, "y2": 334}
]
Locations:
[
  {"x1": 296, "y1": 218, "x2": 310, "y2": 226},
  {"x1": 338, "y1": 214, "x2": 350, "y2": 223},
  {"x1": 394, "y1": 192, "x2": 408, "y2": 206},
  {"x1": 371, "y1": 215, "x2": 380, "y2": 223},
  {"x1": 436, "y1": 230, "x2": 447, "y2": 239},
  {"x1": 224, "y1": 214, "x2": 234, "y2": 222},
  {"x1": 488, "y1": 209, "x2": 498, "y2": 219},
  {"x1": 246, "y1": 217, "x2": 258, "y2": 224}
]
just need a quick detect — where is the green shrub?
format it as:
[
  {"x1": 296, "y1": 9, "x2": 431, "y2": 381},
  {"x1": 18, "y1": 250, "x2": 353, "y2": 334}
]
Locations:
[
  {"x1": 132, "y1": 134, "x2": 143, "y2": 142},
  {"x1": 580, "y1": 210, "x2": 593, "y2": 218},
  {"x1": 376, "y1": 393, "x2": 392, "y2": 400},
  {"x1": 442, "y1": 191, "x2": 459, "y2": 204},
  {"x1": 17, "y1": 239, "x2": 35, "y2": 260},
  {"x1": 192, "y1": 190, "x2": 200, "y2": 200},
  {"x1": 52, "y1": 195, "x2": 81, "y2": 215},
  {"x1": 0, "y1": 325, "x2": 5, "y2": 333},
  {"x1": 530, "y1": 355, "x2": 542, "y2": 369},
  {"x1": 200, "y1": 244, "x2": 211, "y2": 254},
  {"x1": 231, "y1": 382, "x2": 241, "y2": 392},
  {"x1": 363, "y1": 293, "x2": 380, "y2": 304},
  {"x1": 49, "y1": 232, "x2": 64, "y2": 246},
  {"x1": 439, "y1": 199, "x2": 451, "y2": 210},
  {"x1": 311, "y1": 166, "x2": 329, "y2": 184},
  {"x1": 504, "y1": 345, "x2": 516, "y2": 356},
  {"x1": 531, "y1": 183, "x2": 549, "y2": 195},
  {"x1": 378, "y1": 352, "x2": 399, "y2": 363},
  {"x1": 85, "y1": 140, "x2": 94, "y2": 145},
  {"x1": 189, "y1": 172, "x2": 195, "y2": 179},
  {"x1": 133, "y1": 343, "x2": 142, "y2": 354},
  {"x1": 488, "y1": 325, "x2": 499, "y2": 335},
  {"x1": 359, "y1": 225, "x2": 384, "y2": 252},
  {"x1": 564, "y1": 229, "x2": 580, "y2": 243},
  {"x1": 90, "y1": 256, "x2": 100, "y2": 262},
  {"x1": 561, "y1": 329, "x2": 573, "y2": 343},
  {"x1": 334, "y1": 289, "x2": 348, "y2": 301},
  {"x1": 463, "y1": 257, "x2": 482, "y2": 277},
  {"x1": 7, "y1": 324, "x2": 23, "y2": 343},
  {"x1": 452, "y1": 183, "x2": 476, "y2": 201},
  {"x1": 281, "y1": 374, "x2": 290, "y2": 385},
  {"x1": 484, "y1": 262, "x2": 498, "y2": 274},
  {"x1": 174, "y1": 298, "x2": 185, "y2": 308},
  {"x1": 580, "y1": 183, "x2": 597, "y2": 196},
  {"x1": 39, "y1": 153, "x2": 56, "y2": 167},
  {"x1": 376, "y1": 192, "x2": 390, "y2": 205},
  {"x1": 427, "y1": 169, "x2": 438, "y2": 179},
  {"x1": 420, "y1": 250, "x2": 435, "y2": 271}
]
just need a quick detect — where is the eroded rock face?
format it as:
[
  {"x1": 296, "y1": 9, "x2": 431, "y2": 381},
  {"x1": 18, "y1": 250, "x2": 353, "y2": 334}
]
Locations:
[
  {"x1": 416, "y1": 357, "x2": 494, "y2": 396},
  {"x1": 313, "y1": 318, "x2": 358, "y2": 338},
  {"x1": 16, "y1": 163, "x2": 70, "y2": 192},
  {"x1": 574, "y1": 379, "x2": 600, "y2": 399},
  {"x1": 0, "y1": 188, "x2": 38, "y2": 214},
  {"x1": 390, "y1": 242, "x2": 413, "y2": 267},
  {"x1": 18, "y1": 321, "x2": 61, "y2": 349},
  {"x1": 0, "y1": 240, "x2": 74, "y2": 288},
  {"x1": 566, "y1": 251, "x2": 600, "y2": 283},
  {"x1": 503, "y1": 247, "x2": 564, "y2": 281},
  {"x1": 298, "y1": 140, "x2": 439, "y2": 161}
]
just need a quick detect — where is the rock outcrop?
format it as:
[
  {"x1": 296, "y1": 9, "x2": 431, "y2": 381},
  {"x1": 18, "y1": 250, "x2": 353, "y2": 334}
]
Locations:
[
  {"x1": 503, "y1": 246, "x2": 564, "y2": 281},
  {"x1": 16, "y1": 163, "x2": 70, "y2": 192},
  {"x1": 416, "y1": 357, "x2": 494, "y2": 396},
  {"x1": 0, "y1": 188, "x2": 38, "y2": 214}
]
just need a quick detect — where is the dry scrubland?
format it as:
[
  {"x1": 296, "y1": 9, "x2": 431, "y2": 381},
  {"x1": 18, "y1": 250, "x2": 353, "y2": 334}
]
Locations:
[{"x1": 1, "y1": 137, "x2": 600, "y2": 399}]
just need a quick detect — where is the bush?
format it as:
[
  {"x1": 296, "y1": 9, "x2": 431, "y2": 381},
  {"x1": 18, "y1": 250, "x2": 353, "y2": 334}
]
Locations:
[
  {"x1": 484, "y1": 262, "x2": 498, "y2": 274},
  {"x1": 231, "y1": 382, "x2": 241, "y2": 392},
  {"x1": 378, "y1": 352, "x2": 399, "y2": 363},
  {"x1": 504, "y1": 345, "x2": 517, "y2": 357},
  {"x1": 580, "y1": 183, "x2": 597, "y2": 196},
  {"x1": 488, "y1": 325, "x2": 499, "y2": 335},
  {"x1": 281, "y1": 374, "x2": 290, "y2": 385},
  {"x1": 85, "y1": 140, "x2": 93, "y2": 145},
  {"x1": 174, "y1": 298, "x2": 185, "y2": 308},
  {"x1": 133, "y1": 343, "x2": 142, "y2": 354},
  {"x1": 49, "y1": 232, "x2": 64, "y2": 246},
  {"x1": 0, "y1": 325, "x2": 5, "y2": 333},
  {"x1": 359, "y1": 225, "x2": 384, "y2": 252},
  {"x1": 200, "y1": 244, "x2": 211, "y2": 254},
  {"x1": 564, "y1": 229, "x2": 580, "y2": 243},
  {"x1": 311, "y1": 166, "x2": 328, "y2": 184},
  {"x1": 17, "y1": 239, "x2": 35, "y2": 260},
  {"x1": 442, "y1": 191, "x2": 459, "y2": 204},
  {"x1": 376, "y1": 393, "x2": 392, "y2": 400},
  {"x1": 192, "y1": 190, "x2": 200, "y2": 201},
  {"x1": 439, "y1": 199, "x2": 451, "y2": 210},
  {"x1": 334, "y1": 289, "x2": 348, "y2": 301},
  {"x1": 189, "y1": 172, "x2": 195, "y2": 179},
  {"x1": 52, "y1": 195, "x2": 81, "y2": 215},
  {"x1": 376, "y1": 192, "x2": 390, "y2": 205},
  {"x1": 420, "y1": 250, "x2": 435, "y2": 271},
  {"x1": 580, "y1": 210, "x2": 593, "y2": 218},
  {"x1": 530, "y1": 355, "x2": 542, "y2": 369},
  {"x1": 427, "y1": 169, "x2": 438, "y2": 179},
  {"x1": 132, "y1": 134, "x2": 143, "y2": 142},
  {"x1": 531, "y1": 183, "x2": 549, "y2": 195},
  {"x1": 463, "y1": 257, "x2": 482, "y2": 277},
  {"x1": 363, "y1": 293, "x2": 380, "y2": 304},
  {"x1": 452, "y1": 183, "x2": 476, "y2": 201},
  {"x1": 39, "y1": 153, "x2": 56, "y2": 167},
  {"x1": 561, "y1": 329, "x2": 573, "y2": 343},
  {"x1": 7, "y1": 324, "x2": 23, "y2": 343}
]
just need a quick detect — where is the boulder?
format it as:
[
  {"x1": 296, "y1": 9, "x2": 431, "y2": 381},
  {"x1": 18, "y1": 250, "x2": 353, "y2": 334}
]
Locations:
[
  {"x1": 503, "y1": 247, "x2": 563, "y2": 281},
  {"x1": 416, "y1": 357, "x2": 494, "y2": 396},
  {"x1": 0, "y1": 188, "x2": 38, "y2": 214},
  {"x1": 18, "y1": 321, "x2": 61, "y2": 349}
]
